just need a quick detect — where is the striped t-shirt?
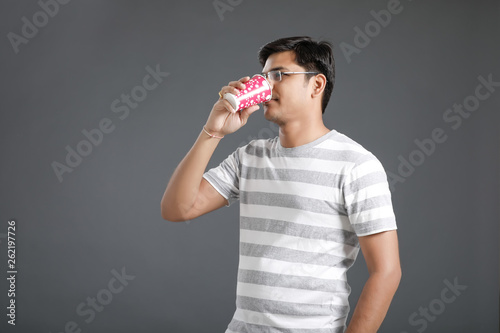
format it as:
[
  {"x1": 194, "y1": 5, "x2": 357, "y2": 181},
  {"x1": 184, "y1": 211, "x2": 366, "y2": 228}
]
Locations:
[{"x1": 202, "y1": 128, "x2": 397, "y2": 333}]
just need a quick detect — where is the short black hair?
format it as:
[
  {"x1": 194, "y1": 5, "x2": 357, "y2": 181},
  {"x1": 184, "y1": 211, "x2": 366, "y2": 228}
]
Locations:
[{"x1": 258, "y1": 36, "x2": 335, "y2": 114}]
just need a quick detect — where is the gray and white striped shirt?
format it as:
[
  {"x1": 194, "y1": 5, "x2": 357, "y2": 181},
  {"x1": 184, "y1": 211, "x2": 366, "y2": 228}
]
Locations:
[{"x1": 203, "y1": 129, "x2": 397, "y2": 333}]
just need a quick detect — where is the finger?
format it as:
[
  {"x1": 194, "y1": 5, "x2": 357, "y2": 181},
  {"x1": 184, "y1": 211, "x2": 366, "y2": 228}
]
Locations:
[
  {"x1": 219, "y1": 99, "x2": 237, "y2": 113},
  {"x1": 239, "y1": 76, "x2": 251, "y2": 82},
  {"x1": 223, "y1": 84, "x2": 243, "y2": 96},
  {"x1": 240, "y1": 104, "x2": 260, "y2": 119},
  {"x1": 247, "y1": 104, "x2": 260, "y2": 113},
  {"x1": 228, "y1": 80, "x2": 246, "y2": 91}
]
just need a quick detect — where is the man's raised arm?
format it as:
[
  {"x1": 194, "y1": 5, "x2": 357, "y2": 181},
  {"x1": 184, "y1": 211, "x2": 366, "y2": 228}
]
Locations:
[{"x1": 161, "y1": 76, "x2": 260, "y2": 222}]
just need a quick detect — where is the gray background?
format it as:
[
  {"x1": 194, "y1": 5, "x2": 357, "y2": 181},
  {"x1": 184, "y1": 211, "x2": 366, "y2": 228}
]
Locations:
[{"x1": 0, "y1": 0, "x2": 498, "y2": 332}]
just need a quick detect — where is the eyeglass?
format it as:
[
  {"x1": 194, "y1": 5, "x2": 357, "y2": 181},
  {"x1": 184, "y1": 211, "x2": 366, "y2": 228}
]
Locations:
[{"x1": 261, "y1": 70, "x2": 319, "y2": 82}]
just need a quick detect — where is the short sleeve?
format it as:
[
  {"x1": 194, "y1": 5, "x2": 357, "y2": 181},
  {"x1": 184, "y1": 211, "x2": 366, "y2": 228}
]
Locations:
[
  {"x1": 343, "y1": 153, "x2": 397, "y2": 237},
  {"x1": 202, "y1": 147, "x2": 242, "y2": 207}
]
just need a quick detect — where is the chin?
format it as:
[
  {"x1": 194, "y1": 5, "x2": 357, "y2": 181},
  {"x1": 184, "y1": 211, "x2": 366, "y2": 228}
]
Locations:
[
  {"x1": 263, "y1": 105, "x2": 274, "y2": 115},
  {"x1": 263, "y1": 106, "x2": 281, "y2": 123}
]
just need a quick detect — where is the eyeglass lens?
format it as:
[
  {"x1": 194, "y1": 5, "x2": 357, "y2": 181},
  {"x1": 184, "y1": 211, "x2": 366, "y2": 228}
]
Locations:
[{"x1": 265, "y1": 71, "x2": 281, "y2": 82}]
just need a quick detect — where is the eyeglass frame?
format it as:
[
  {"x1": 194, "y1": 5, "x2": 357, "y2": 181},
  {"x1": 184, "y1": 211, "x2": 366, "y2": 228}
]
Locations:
[{"x1": 261, "y1": 70, "x2": 320, "y2": 82}]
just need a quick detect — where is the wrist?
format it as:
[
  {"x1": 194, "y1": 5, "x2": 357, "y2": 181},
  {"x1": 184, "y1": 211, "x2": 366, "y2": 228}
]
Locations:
[{"x1": 202, "y1": 126, "x2": 224, "y2": 139}]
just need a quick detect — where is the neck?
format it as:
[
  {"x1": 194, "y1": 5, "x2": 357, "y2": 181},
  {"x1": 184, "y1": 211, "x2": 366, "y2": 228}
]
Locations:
[{"x1": 278, "y1": 116, "x2": 331, "y2": 148}]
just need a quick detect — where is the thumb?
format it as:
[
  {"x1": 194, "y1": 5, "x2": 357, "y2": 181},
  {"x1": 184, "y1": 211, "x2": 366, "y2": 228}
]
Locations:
[{"x1": 240, "y1": 104, "x2": 260, "y2": 122}]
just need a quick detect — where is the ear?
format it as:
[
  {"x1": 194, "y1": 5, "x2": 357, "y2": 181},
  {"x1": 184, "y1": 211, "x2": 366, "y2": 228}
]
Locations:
[{"x1": 311, "y1": 74, "x2": 327, "y2": 99}]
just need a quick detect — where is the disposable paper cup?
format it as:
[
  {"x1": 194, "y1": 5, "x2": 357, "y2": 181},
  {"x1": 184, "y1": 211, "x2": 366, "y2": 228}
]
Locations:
[{"x1": 223, "y1": 74, "x2": 272, "y2": 111}]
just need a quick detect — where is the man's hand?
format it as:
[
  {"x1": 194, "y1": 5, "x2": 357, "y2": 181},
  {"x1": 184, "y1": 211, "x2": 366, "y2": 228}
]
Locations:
[
  {"x1": 345, "y1": 230, "x2": 401, "y2": 333},
  {"x1": 204, "y1": 76, "x2": 261, "y2": 138}
]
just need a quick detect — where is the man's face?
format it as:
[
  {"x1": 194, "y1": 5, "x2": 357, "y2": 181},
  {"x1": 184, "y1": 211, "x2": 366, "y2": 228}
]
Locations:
[{"x1": 261, "y1": 50, "x2": 314, "y2": 125}]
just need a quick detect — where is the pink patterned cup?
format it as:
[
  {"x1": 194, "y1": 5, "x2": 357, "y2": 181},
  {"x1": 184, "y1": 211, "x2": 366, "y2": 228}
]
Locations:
[{"x1": 223, "y1": 74, "x2": 272, "y2": 112}]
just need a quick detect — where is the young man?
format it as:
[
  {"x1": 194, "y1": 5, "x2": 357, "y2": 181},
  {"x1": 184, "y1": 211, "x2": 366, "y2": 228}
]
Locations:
[{"x1": 161, "y1": 36, "x2": 401, "y2": 333}]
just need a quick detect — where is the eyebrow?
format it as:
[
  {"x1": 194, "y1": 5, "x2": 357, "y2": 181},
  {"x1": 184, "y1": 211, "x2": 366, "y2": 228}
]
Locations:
[{"x1": 262, "y1": 66, "x2": 289, "y2": 74}]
